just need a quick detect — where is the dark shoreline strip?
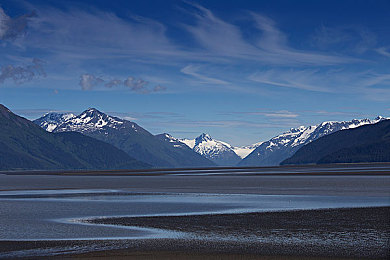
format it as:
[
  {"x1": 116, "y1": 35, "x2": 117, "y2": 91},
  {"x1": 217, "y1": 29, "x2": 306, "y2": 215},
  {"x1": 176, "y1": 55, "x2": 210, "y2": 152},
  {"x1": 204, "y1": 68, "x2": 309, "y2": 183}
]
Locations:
[{"x1": 87, "y1": 207, "x2": 390, "y2": 259}]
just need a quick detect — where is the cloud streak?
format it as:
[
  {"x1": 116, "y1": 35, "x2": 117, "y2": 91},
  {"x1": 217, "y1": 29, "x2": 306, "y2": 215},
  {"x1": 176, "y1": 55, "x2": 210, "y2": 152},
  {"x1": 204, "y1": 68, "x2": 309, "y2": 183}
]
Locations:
[
  {"x1": 181, "y1": 65, "x2": 228, "y2": 85},
  {"x1": 249, "y1": 68, "x2": 390, "y2": 94},
  {"x1": 311, "y1": 25, "x2": 377, "y2": 54},
  {"x1": 376, "y1": 46, "x2": 390, "y2": 58},
  {"x1": 182, "y1": 2, "x2": 355, "y2": 65},
  {"x1": 7, "y1": 3, "x2": 359, "y2": 67},
  {"x1": 0, "y1": 7, "x2": 36, "y2": 41}
]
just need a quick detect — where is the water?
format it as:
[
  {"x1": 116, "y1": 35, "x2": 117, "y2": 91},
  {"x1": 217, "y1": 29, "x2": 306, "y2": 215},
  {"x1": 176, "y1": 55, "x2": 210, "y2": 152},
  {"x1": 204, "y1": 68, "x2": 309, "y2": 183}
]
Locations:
[
  {"x1": 0, "y1": 169, "x2": 389, "y2": 258},
  {"x1": 0, "y1": 177, "x2": 389, "y2": 240}
]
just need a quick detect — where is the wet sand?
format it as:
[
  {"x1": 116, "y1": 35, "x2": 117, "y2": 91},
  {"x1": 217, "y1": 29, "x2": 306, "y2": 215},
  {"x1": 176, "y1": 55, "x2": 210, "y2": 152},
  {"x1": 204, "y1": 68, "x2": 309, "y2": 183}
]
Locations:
[{"x1": 1, "y1": 207, "x2": 389, "y2": 259}]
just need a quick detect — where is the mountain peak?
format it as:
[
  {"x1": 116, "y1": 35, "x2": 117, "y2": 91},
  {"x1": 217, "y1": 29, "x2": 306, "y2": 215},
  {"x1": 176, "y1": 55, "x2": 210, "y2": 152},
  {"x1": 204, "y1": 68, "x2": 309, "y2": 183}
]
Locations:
[
  {"x1": 375, "y1": 115, "x2": 388, "y2": 121},
  {"x1": 196, "y1": 133, "x2": 212, "y2": 144},
  {"x1": 81, "y1": 108, "x2": 105, "y2": 117}
]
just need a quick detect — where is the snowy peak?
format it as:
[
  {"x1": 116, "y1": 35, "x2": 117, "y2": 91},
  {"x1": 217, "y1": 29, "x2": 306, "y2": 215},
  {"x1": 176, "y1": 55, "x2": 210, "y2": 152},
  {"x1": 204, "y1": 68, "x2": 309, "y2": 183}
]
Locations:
[
  {"x1": 34, "y1": 112, "x2": 75, "y2": 132},
  {"x1": 174, "y1": 133, "x2": 240, "y2": 166},
  {"x1": 193, "y1": 134, "x2": 231, "y2": 156},
  {"x1": 53, "y1": 108, "x2": 135, "y2": 134},
  {"x1": 195, "y1": 133, "x2": 213, "y2": 145},
  {"x1": 34, "y1": 108, "x2": 143, "y2": 135},
  {"x1": 69, "y1": 108, "x2": 123, "y2": 129},
  {"x1": 178, "y1": 133, "x2": 262, "y2": 160}
]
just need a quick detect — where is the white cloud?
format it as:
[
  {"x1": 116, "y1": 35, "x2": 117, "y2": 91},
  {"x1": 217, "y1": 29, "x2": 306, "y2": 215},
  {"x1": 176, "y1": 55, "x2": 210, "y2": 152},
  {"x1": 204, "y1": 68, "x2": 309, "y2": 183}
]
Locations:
[
  {"x1": 0, "y1": 58, "x2": 45, "y2": 84},
  {"x1": 79, "y1": 74, "x2": 104, "y2": 90},
  {"x1": 79, "y1": 74, "x2": 167, "y2": 93}
]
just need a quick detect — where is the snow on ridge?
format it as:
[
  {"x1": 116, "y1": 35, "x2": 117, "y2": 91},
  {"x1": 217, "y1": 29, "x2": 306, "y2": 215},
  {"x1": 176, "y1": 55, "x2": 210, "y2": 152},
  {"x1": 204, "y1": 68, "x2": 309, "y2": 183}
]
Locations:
[
  {"x1": 179, "y1": 138, "x2": 196, "y2": 149},
  {"x1": 177, "y1": 134, "x2": 261, "y2": 159},
  {"x1": 257, "y1": 116, "x2": 388, "y2": 152},
  {"x1": 35, "y1": 112, "x2": 76, "y2": 132}
]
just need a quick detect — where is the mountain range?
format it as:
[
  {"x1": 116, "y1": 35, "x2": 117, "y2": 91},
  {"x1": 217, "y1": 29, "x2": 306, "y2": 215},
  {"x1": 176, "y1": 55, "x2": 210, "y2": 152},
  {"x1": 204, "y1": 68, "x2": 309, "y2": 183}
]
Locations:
[
  {"x1": 239, "y1": 117, "x2": 387, "y2": 166},
  {"x1": 34, "y1": 109, "x2": 389, "y2": 167},
  {"x1": 171, "y1": 134, "x2": 262, "y2": 166},
  {"x1": 282, "y1": 119, "x2": 390, "y2": 165},
  {"x1": 0, "y1": 104, "x2": 148, "y2": 171},
  {"x1": 35, "y1": 109, "x2": 215, "y2": 168}
]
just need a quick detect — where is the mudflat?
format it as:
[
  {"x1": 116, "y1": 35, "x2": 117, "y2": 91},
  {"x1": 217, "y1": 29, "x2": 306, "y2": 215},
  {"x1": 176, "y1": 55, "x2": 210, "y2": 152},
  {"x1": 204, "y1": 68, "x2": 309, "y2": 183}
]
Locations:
[{"x1": 0, "y1": 164, "x2": 389, "y2": 259}]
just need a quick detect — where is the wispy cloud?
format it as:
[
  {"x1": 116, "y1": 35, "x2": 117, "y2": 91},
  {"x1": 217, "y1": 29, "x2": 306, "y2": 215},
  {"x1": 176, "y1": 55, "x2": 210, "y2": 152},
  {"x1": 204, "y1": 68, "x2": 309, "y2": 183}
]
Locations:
[
  {"x1": 79, "y1": 73, "x2": 167, "y2": 93},
  {"x1": 375, "y1": 46, "x2": 390, "y2": 58},
  {"x1": 182, "y1": 2, "x2": 355, "y2": 65},
  {"x1": 249, "y1": 69, "x2": 333, "y2": 92},
  {"x1": 11, "y1": 2, "x2": 357, "y2": 67},
  {"x1": 0, "y1": 7, "x2": 36, "y2": 41},
  {"x1": 249, "y1": 68, "x2": 390, "y2": 94},
  {"x1": 311, "y1": 25, "x2": 377, "y2": 54},
  {"x1": 156, "y1": 119, "x2": 300, "y2": 129},
  {"x1": 181, "y1": 65, "x2": 229, "y2": 85},
  {"x1": 222, "y1": 110, "x2": 299, "y2": 118},
  {"x1": 0, "y1": 58, "x2": 46, "y2": 84}
]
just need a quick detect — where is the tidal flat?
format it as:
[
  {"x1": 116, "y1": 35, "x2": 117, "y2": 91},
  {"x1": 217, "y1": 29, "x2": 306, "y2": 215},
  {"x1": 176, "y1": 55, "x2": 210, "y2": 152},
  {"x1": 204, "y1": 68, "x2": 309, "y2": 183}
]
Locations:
[{"x1": 0, "y1": 164, "x2": 389, "y2": 259}]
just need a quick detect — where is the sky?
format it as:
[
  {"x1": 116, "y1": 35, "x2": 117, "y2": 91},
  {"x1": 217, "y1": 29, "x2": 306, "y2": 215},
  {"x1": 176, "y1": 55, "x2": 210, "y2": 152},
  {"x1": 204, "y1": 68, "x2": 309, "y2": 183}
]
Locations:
[{"x1": 0, "y1": 0, "x2": 390, "y2": 146}]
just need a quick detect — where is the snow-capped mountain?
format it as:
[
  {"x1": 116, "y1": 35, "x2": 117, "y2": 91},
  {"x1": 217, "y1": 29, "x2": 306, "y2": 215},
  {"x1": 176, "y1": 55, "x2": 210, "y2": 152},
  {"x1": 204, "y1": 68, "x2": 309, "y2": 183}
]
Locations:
[
  {"x1": 239, "y1": 116, "x2": 388, "y2": 166},
  {"x1": 176, "y1": 133, "x2": 241, "y2": 166},
  {"x1": 34, "y1": 112, "x2": 75, "y2": 132},
  {"x1": 34, "y1": 109, "x2": 215, "y2": 168},
  {"x1": 54, "y1": 108, "x2": 143, "y2": 134},
  {"x1": 179, "y1": 134, "x2": 262, "y2": 160}
]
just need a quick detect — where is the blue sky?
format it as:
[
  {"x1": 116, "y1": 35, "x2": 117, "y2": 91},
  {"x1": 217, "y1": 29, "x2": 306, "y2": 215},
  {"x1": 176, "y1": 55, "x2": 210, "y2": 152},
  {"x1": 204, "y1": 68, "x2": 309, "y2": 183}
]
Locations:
[{"x1": 0, "y1": 0, "x2": 389, "y2": 146}]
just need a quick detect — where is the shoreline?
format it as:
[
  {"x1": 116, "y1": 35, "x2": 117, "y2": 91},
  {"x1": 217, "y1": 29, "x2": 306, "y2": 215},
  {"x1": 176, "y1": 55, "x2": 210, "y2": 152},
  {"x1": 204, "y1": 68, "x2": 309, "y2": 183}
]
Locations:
[
  {"x1": 2, "y1": 162, "x2": 390, "y2": 177},
  {"x1": 1, "y1": 207, "x2": 389, "y2": 259}
]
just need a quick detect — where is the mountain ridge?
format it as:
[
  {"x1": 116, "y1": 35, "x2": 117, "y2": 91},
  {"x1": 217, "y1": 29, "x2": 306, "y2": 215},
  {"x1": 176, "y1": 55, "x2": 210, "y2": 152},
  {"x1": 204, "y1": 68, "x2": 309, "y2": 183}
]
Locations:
[
  {"x1": 35, "y1": 109, "x2": 216, "y2": 168},
  {"x1": 281, "y1": 119, "x2": 390, "y2": 165},
  {"x1": 0, "y1": 104, "x2": 148, "y2": 171},
  {"x1": 239, "y1": 116, "x2": 388, "y2": 167}
]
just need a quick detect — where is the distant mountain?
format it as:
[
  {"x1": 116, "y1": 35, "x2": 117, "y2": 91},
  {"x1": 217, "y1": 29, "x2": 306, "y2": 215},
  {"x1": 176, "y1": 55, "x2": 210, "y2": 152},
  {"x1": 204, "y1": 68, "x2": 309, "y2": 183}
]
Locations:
[
  {"x1": 239, "y1": 117, "x2": 387, "y2": 167},
  {"x1": 178, "y1": 133, "x2": 241, "y2": 166},
  {"x1": 179, "y1": 134, "x2": 262, "y2": 161},
  {"x1": 35, "y1": 109, "x2": 215, "y2": 168},
  {"x1": 232, "y1": 142, "x2": 263, "y2": 159},
  {"x1": 281, "y1": 119, "x2": 390, "y2": 165},
  {"x1": 154, "y1": 133, "x2": 217, "y2": 166},
  {"x1": 35, "y1": 112, "x2": 75, "y2": 132},
  {"x1": 0, "y1": 104, "x2": 148, "y2": 171}
]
